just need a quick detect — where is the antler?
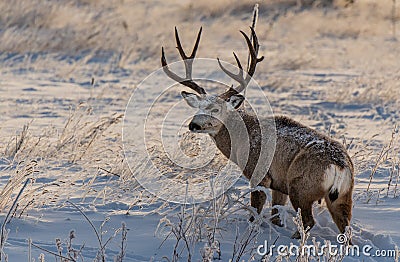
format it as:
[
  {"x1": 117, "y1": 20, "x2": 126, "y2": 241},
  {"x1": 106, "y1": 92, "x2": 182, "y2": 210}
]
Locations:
[
  {"x1": 218, "y1": 27, "x2": 264, "y2": 99},
  {"x1": 161, "y1": 27, "x2": 206, "y2": 95}
]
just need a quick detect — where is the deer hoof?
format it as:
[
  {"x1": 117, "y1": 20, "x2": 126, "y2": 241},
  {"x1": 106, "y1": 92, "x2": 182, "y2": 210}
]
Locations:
[
  {"x1": 291, "y1": 231, "x2": 301, "y2": 239},
  {"x1": 270, "y1": 216, "x2": 283, "y2": 227}
]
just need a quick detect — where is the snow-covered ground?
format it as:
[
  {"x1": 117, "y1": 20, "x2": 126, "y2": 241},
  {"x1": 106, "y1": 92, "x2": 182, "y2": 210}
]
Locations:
[{"x1": 0, "y1": 0, "x2": 399, "y2": 261}]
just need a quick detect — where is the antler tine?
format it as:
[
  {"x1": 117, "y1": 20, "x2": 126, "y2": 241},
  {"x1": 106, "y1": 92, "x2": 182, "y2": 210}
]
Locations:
[
  {"x1": 175, "y1": 27, "x2": 202, "y2": 60},
  {"x1": 241, "y1": 27, "x2": 264, "y2": 80},
  {"x1": 161, "y1": 27, "x2": 206, "y2": 95},
  {"x1": 218, "y1": 27, "x2": 264, "y2": 97},
  {"x1": 217, "y1": 53, "x2": 246, "y2": 91}
]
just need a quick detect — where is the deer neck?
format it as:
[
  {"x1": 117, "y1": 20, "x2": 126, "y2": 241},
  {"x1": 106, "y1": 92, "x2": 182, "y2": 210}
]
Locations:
[
  {"x1": 210, "y1": 122, "x2": 232, "y2": 159},
  {"x1": 210, "y1": 110, "x2": 260, "y2": 163}
]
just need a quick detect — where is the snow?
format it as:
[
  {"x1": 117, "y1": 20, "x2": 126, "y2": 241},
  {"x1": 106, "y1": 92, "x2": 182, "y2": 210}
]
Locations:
[{"x1": 0, "y1": 0, "x2": 399, "y2": 261}]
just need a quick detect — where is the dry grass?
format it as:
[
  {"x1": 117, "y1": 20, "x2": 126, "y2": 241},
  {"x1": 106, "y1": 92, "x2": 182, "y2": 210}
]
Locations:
[
  {"x1": 324, "y1": 77, "x2": 400, "y2": 104},
  {"x1": 0, "y1": 0, "x2": 395, "y2": 71},
  {"x1": 1, "y1": 0, "x2": 399, "y2": 111},
  {"x1": 0, "y1": 97, "x2": 131, "y2": 213},
  {"x1": 0, "y1": 0, "x2": 399, "y2": 260}
]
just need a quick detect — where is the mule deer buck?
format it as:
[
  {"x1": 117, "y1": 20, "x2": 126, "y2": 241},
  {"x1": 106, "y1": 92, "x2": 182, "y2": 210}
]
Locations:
[{"x1": 161, "y1": 27, "x2": 354, "y2": 239}]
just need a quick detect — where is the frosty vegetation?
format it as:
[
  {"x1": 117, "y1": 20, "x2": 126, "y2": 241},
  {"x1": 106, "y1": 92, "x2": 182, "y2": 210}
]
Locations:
[{"x1": 0, "y1": 0, "x2": 399, "y2": 261}]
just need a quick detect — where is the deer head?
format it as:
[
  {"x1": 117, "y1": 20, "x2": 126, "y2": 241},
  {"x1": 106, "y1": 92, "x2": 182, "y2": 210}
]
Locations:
[{"x1": 161, "y1": 27, "x2": 264, "y2": 135}]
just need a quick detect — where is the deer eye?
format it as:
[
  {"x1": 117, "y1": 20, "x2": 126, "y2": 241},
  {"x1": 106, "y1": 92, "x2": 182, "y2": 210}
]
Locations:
[{"x1": 211, "y1": 108, "x2": 219, "y2": 113}]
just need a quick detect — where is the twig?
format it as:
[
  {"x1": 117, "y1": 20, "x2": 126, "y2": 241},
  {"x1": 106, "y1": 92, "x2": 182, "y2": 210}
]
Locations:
[
  {"x1": 0, "y1": 178, "x2": 30, "y2": 260},
  {"x1": 65, "y1": 201, "x2": 102, "y2": 251},
  {"x1": 12, "y1": 122, "x2": 31, "y2": 160},
  {"x1": 367, "y1": 124, "x2": 398, "y2": 193},
  {"x1": 366, "y1": 145, "x2": 387, "y2": 192},
  {"x1": 98, "y1": 167, "x2": 120, "y2": 178},
  {"x1": 28, "y1": 238, "x2": 32, "y2": 262},
  {"x1": 30, "y1": 242, "x2": 76, "y2": 262},
  {"x1": 114, "y1": 222, "x2": 128, "y2": 262},
  {"x1": 393, "y1": 158, "x2": 400, "y2": 198}
]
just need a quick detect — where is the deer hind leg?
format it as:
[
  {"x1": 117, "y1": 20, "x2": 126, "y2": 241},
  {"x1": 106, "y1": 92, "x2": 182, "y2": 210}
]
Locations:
[
  {"x1": 325, "y1": 190, "x2": 352, "y2": 234},
  {"x1": 249, "y1": 190, "x2": 266, "y2": 222},
  {"x1": 288, "y1": 177, "x2": 321, "y2": 239},
  {"x1": 271, "y1": 190, "x2": 288, "y2": 227},
  {"x1": 289, "y1": 198, "x2": 315, "y2": 239}
]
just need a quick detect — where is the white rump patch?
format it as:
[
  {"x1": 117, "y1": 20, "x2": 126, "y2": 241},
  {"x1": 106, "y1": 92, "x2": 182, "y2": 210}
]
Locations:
[{"x1": 322, "y1": 164, "x2": 352, "y2": 195}]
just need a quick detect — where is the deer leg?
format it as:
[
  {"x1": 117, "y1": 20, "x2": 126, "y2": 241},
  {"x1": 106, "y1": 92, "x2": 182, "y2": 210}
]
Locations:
[
  {"x1": 249, "y1": 190, "x2": 266, "y2": 222},
  {"x1": 289, "y1": 180, "x2": 316, "y2": 239},
  {"x1": 289, "y1": 200, "x2": 315, "y2": 239},
  {"x1": 271, "y1": 190, "x2": 288, "y2": 227}
]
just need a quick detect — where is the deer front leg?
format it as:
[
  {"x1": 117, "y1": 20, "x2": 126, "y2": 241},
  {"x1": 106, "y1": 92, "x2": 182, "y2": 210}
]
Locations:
[
  {"x1": 248, "y1": 171, "x2": 272, "y2": 222},
  {"x1": 249, "y1": 190, "x2": 266, "y2": 222},
  {"x1": 271, "y1": 190, "x2": 288, "y2": 227}
]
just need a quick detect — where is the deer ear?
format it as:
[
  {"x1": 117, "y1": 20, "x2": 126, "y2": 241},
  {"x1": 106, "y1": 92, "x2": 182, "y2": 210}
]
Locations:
[
  {"x1": 227, "y1": 94, "x2": 245, "y2": 110},
  {"x1": 181, "y1": 91, "x2": 201, "y2": 108}
]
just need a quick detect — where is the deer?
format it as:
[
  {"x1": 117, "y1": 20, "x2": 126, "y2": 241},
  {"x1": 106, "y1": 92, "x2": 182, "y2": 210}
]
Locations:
[{"x1": 161, "y1": 26, "x2": 354, "y2": 239}]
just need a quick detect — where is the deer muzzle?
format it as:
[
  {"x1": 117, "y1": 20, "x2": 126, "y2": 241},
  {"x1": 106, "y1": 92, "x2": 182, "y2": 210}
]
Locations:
[{"x1": 189, "y1": 122, "x2": 202, "y2": 132}]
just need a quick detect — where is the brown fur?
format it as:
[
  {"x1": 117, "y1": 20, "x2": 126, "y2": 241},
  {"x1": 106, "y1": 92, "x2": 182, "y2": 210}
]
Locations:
[{"x1": 210, "y1": 112, "x2": 354, "y2": 237}]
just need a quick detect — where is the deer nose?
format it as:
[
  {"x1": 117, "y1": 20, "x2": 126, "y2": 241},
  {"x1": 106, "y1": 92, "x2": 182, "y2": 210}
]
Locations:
[{"x1": 189, "y1": 122, "x2": 201, "y2": 131}]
